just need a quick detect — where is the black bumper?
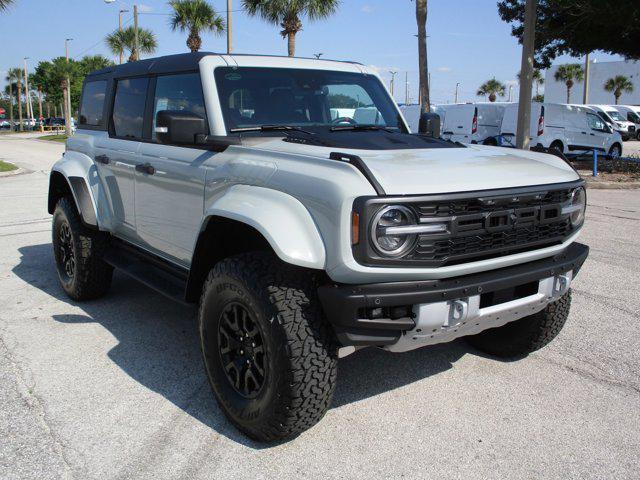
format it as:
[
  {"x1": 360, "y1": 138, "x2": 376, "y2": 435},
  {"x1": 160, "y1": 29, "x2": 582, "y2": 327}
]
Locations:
[{"x1": 318, "y1": 242, "x2": 589, "y2": 347}]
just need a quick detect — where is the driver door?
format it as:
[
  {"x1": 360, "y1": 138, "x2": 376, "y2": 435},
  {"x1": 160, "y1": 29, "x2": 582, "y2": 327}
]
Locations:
[{"x1": 586, "y1": 112, "x2": 608, "y2": 151}]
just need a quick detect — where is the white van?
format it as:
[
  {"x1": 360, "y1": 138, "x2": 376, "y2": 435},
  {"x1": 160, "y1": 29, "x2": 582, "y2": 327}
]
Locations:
[
  {"x1": 500, "y1": 103, "x2": 623, "y2": 158},
  {"x1": 435, "y1": 103, "x2": 507, "y2": 145},
  {"x1": 612, "y1": 105, "x2": 640, "y2": 140},
  {"x1": 587, "y1": 105, "x2": 635, "y2": 141}
]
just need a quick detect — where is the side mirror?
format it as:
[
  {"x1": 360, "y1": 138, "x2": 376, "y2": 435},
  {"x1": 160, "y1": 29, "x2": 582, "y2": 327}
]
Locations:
[
  {"x1": 155, "y1": 110, "x2": 207, "y2": 145},
  {"x1": 418, "y1": 111, "x2": 441, "y2": 138}
]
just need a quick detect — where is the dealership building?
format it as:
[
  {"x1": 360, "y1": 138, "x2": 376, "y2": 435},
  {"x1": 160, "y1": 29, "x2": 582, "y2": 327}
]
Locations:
[{"x1": 544, "y1": 60, "x2": 640, "y2": 105}]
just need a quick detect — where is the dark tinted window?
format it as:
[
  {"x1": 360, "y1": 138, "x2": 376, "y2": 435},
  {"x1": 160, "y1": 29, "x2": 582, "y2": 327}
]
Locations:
[
  {"x1": 79, "y1": 80, "x2": 107, "y2": 126},
  {"x1": 112, "y1": 77, "x2": 149, "y2": 139},
  {"x1": 152, "y1": 73, "x2": 207, "y2": 140}
]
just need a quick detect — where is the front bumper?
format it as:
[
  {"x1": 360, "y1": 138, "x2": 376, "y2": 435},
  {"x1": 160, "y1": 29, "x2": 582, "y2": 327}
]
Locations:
[{"x1": 318, "y1": 242, "x2": 588, "y2": 349}]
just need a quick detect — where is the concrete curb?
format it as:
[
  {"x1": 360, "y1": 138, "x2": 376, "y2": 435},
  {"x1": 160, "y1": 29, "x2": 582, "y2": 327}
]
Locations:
[{"x1": 0, "y1": 167, "x2": 26, "y2": 178}]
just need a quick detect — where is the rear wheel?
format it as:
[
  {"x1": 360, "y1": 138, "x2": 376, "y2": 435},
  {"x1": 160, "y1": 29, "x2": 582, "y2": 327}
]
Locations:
[
  {"x1": 52, "y1": 196, "x2": 113, "y2": 300},
  {"x1": 198, "y1": 252, "x2": 337, "y2": 442},
  {"x1": 466, "y1": 291, "x2": 571, "y2": 358},
  {"x1": 549, "y1": 140, "x2": 564, "y2": 156}
]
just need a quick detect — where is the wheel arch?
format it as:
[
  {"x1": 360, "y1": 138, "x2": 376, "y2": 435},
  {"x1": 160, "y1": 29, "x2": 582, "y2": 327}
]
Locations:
[
  {"x1": 48, "y1": 170, "x2": 98, "y2": 228},
  {"x1": 185, "y1": 185, "x2": 326, "y2": 302}
]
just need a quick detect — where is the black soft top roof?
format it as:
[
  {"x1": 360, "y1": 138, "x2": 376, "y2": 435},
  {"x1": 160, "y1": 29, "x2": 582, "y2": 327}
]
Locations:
[{"x1": 85, "y1": 52, "x2": 213, "y2": 80}]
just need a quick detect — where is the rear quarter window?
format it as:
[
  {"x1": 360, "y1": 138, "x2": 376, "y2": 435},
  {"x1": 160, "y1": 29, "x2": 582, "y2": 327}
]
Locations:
[{"x1": 78, "y1": 80, "x2": 108, "y2": 127}]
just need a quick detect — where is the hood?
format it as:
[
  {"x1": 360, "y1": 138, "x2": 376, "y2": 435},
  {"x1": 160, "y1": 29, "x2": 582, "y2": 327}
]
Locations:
[{"x1": 241, "y1": 137, "x2": 579, "y2": 196}]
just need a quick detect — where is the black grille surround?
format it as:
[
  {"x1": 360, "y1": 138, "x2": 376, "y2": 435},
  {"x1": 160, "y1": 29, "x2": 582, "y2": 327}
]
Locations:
[{"x1": 352, "y1": 180, "x2": 585, "y2": 268}]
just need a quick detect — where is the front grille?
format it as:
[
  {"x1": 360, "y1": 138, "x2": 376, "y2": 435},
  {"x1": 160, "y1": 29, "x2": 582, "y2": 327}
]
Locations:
[
  {"x1": 412, "y1": 218, "x2": 571, "y2": 265},
  {"x1": 352, "y1": 182, "x2": 582, "y2": 268}
]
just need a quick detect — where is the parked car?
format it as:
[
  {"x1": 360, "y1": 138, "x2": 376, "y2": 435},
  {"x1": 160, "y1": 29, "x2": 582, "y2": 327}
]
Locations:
[
  {"x1": 500, "y1": 102, "x2": 623, "y2": 158},
  {"x1": 49, "y1": 53, "x2": 588, "y2": 442},
  {"x1": 436, "y1": 102, "x2": 508, "y2": 145},
  {"x1": 613, "y1": 105, "x2": 640, "y2": 140},
  {"x1": 0, "y1": 119, "x2": 11, "y2": 130},
  {"x1": 588, "y1": 105, "x2": 635, "y2": 141}
]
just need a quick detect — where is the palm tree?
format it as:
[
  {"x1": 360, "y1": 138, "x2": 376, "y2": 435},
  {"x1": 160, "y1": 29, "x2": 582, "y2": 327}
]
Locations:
[
  {"x1": 554, "y1": 63, "x2": 584, "y2": 104},
  {"x1": 604, "y1": 75, "x2": 634, "y2": 105},
  {"x1": 106, "y1": 26, "x2": 157, "y2": 62},
  {"x1": 48, "y1": 59, "x2": 75, "y2": 136},
  {"x1": 416, "y1": 0, "x2": 430, "y2": 113},
  {"x1": 0, "y1": 0, "x2": 14, "y2": 11},
  {"x1": 7, "y1": 68, "x2": 23, "y2": 130},
  {"x1": 242, "y1": 0, "x2": 340, "y2": 57},
  {"x1": 169, "y1": 0, "x2": 225, "y2": 52},
  {"x1": 477, "y1": 78, "x2": 506, "y2": 102},
  {"x1": 517, "y1": 69, "x2": 545, "y2": 96},
  {"x1": 4, "y1": 69, "x2": 20, "y2": 126}
]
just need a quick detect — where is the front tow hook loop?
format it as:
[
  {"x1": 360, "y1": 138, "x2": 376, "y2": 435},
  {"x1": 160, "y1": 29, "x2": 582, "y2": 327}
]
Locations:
[{"x1": 447, "y1": 299, "x2": 469, "y2": 327}]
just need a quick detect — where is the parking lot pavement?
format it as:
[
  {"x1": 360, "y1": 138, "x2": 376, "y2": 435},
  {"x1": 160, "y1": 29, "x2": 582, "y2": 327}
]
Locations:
[
  {"x1": 1, "y1": 136, "x2": 639, "y2": 480},
  {"x1": 623, "y1": 139, "x2": 640, "y2": 157}
]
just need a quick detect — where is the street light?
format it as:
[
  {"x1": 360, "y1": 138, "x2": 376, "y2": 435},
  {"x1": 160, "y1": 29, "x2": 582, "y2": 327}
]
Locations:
[
  {"x1": 454, "y1": 82, "x2": 460, "y2": 103},
  {"x1": 105, "y1": 0, "x2": 139, "y2": 61},
  {"x1": 314, "y1": 53, "x2": 323, "y2": 59},
  {"x1": 389, "y1": 71, "x2": 397, "y2": 97}
]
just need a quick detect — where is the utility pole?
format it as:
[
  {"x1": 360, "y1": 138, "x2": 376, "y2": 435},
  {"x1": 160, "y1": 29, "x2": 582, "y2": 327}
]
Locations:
[
  {"x1": 119, "y1": 9, "x2": 128, "y2": 64},
  {"x1": 313, "y1": 53, "x2": 323, "y2": 59},
  {"x1": 389, "y1": 71, "x2": 397, "y2": 97},
  {"x1": 508, "y1": 84, "x2": 513, "y2": 102},
  {"x1": 454, "y1": 82, "x2": 460, "y2": 103},
  {"x1": 405, "y1": 72, "x2": 409, "y2": 104},
  {"x1": 515, "y1": 0, "x2": 536, "y2": 150},
  {"x1": 582, "y1": 52, "x2": 590, "y2": 104},
  {"x1": 227, "y1": 0, "x2": 232, "y2": 54},
  {"x1": 133, "y1": 4, "x2": 139, "y2": 61},
  {"x1": 65, "y1": 38, "x2": 73, "y2": 136}
]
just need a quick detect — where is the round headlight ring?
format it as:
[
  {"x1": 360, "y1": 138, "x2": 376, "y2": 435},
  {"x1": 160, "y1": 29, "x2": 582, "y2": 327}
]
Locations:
[
  {"x1": 370, "y1": 205, "x2": 418, "y2": 257},
  {"x1": 570, "y1": 187, "x2": 586, "y2": 227}
]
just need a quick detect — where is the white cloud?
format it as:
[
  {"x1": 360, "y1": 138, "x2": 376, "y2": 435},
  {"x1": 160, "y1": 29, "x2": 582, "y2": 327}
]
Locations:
[
  {"x1": 505, "y1": 79, "x2": 519, "y2": 87},
  {"x1": 361, "y1": 5, "x2": 374, "y2": 13},
  {"x1": 435, "y1": 66, "x2": 452, "y2": 73}
]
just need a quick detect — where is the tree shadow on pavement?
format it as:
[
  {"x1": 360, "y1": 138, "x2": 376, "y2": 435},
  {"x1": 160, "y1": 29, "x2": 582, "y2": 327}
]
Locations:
[{"x1": 13, "y1": 243, "x2": 469, "y2": 447}]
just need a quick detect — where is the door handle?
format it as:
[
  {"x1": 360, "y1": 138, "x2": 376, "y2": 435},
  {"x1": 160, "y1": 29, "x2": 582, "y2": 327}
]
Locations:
[
  {"x1": 135, "y1": 163, "x2": 156, "y2": 175},
  {"x1": 590, "y1": 133, "x2": 595, "y2": 136},
  {"x1": 95, "y1": 154, "x2": 110, "y2": 164},
  {"x1": 581, "y1": 131, "x2": 587, "y2": 134}
]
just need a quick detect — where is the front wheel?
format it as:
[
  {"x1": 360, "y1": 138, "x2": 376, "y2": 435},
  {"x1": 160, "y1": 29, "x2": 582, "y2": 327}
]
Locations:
[
  {"x1": 466, "y1": 291, "x2": 571, "y2": 358},
  {"x1": 198, "y1": 252, "x2": 337, "y2": 442},
  {"x1": 608, "y1": 144, "x2": 622, "y2": 159}
]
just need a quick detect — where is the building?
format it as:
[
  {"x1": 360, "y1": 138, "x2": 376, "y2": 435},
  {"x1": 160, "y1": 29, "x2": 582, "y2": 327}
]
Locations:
[{"x1": 544, "y1": 60, "x2": 640, "y2": 105}]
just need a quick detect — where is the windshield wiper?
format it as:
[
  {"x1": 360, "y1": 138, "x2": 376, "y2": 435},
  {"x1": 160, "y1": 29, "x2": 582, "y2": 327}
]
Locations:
[
  {"x1": 329, "y1": 125, "x2": 395, "y2": 132},
  {"x1": 229, "y1": 125, "x2": 315, "y2": 135}
]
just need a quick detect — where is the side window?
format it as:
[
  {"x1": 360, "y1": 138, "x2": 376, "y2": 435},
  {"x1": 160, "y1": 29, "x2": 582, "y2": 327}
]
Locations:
[
  {"x1": 587, "y1": 113, "x2": 605, "y2": 131},
  {"x1": 78, "y1": 80, "x2": 107, "y2": 126},
  {"x1": 152, "y1": 73, "x2": 208, "y2": 140},
  {"x1": 112, "y1": 77, "x2": 149, "y2": 139}
]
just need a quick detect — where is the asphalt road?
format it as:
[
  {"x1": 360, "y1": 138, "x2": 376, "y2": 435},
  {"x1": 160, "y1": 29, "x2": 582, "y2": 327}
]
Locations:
[{"x1": 1, "y1": 136, "x2": 638, "y2": 480}]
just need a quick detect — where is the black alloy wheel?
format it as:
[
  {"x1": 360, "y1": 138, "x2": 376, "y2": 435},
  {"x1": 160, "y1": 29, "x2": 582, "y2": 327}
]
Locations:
[{"x1": 217, "y1": 302, "x2": 267, "y2": 398}]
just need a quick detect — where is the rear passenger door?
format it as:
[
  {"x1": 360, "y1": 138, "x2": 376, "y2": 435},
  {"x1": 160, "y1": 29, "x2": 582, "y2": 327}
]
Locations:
[
  {"x1": 586, "y1": 113, "x2": 608, "y2": 151},
  {"x1": 134, "y1": 72, "x2": 213, "y2": 266},
  {"x1": 94, "y1": 77, "x2": 149, "y2": 241}
]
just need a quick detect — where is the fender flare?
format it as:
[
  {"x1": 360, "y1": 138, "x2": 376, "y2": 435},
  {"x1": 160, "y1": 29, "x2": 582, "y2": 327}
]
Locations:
[
  {"x1": 203, "y1": 184, "x2": 326, "y2": 270},
  {"x1": 48, "y1": 151, "x2": 111, "y2": 229}
]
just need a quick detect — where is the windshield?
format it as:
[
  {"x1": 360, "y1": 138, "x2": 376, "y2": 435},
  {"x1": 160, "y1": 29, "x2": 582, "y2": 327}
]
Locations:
[
  {"x1": 214, "y1": 67, "x2": 405, "y2": 133},
  {"x1": 607, "y1": 110, "x2": 624, "y2": 122}
]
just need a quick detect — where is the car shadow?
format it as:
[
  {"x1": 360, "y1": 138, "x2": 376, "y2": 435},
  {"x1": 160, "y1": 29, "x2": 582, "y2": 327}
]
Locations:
[{"x1": 13, "y1": 243, "x2": 470, "y2": 448}]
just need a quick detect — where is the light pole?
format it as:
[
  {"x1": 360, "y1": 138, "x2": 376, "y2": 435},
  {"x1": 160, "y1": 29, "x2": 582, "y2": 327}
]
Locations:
[
  {"x1": 389, "y1": 71, "x2": 397, "y2": 97},
  {"x1": 454, "y1": 82, "x2": 460, "y2": 103},
  {"x1": 64, "y1": 38, "x2": 73, "y2": 136},
  {"x1": 313, "y1": 53, "x2": 323, "y2": 59},
  {"x1": 105, "y1": 0, "x2": 139, "y2": 61},
  {"x1": 227, "y1": 0, "x2": 232, "y2": 54},
  {"x1": 23, "y1": 57, "x2": 34, "y2": 128},
  {"x1": 508, "y1": 84, "x2": 513, "y2": 102},
  {"x1": 119, "y1": 8, "x2": 129, "y2": 64},
  {"x1": 405, "y1": 72, "x2": 409, "y2": 105}
]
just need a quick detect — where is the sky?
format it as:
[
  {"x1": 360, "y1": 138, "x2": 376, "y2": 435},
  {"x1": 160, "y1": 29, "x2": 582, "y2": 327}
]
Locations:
[{"x1": 0, "y1": 0, "x2": 623, "y2": 104}]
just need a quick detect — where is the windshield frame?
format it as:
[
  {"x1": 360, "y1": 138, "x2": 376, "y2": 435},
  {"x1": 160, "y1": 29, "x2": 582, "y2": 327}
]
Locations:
[{"x1": 213, "y1": 66, "x2": 408, "y2": 135}]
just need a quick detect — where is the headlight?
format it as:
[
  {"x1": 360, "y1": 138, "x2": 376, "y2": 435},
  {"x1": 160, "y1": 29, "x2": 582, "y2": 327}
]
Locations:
[
  {"x1": 563, "y1": 187, "x2": 586, "y2": 227},
  {"x1": 371, "y1": 205, "x2": 417, "y2": 256}
]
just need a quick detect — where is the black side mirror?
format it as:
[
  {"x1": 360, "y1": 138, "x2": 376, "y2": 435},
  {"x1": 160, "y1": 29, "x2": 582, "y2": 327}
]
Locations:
[
  {"x1": 418, "y1": 112, "x2": 441, "y2": 138},
  {"x1": 155, "y1": 110, "x2": 207, "y2": 145}
]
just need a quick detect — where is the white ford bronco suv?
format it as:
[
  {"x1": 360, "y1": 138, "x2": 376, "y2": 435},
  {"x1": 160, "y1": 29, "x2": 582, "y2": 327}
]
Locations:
[{"x1": 48, "y1": 53, "x2": 588, "y2": 442}]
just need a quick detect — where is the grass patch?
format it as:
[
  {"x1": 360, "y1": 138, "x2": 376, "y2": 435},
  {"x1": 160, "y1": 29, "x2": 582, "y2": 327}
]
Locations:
[
  {"x1": 39, "y1": 134, "x2": 68, "y2": 143},
  {"x1": 0, "y1": 160, "x2": 18, "y2": 172}
]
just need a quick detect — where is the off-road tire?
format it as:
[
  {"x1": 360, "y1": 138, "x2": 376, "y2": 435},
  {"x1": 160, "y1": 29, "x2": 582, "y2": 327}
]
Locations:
[
  {"x1": 198, "y1": 252, "x2": 338, "y2": 442},
  {"x1": 466, "y1": 290, "x2": 571, "y2": 358},
  {"x1": 52, "y1": 196, "x2": 113, "y2": 300}
]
